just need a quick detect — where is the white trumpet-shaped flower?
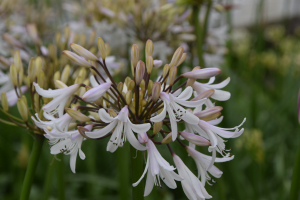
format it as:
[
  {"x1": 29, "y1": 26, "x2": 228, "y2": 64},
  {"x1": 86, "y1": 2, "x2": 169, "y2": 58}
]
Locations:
[
  {"x1": 33, "y1": 82, "x2": 80, "y2": 117},
  {"x1": 173, "y1": 154, "x2": 212, "y2": 200},
  {"x1": 133, "y1": 133, "x2": 183, "y2": 196},
  {"x1": 193, "y1": 77, "x2": 231, "y2": 101},
  {"x1": 85, "y1": 106, "x2": 150, "y2": 152},
  {"x1": 150, "y1": 86, "x2": 206, "y2": 141},
  {"x1": 50, "y1": 124, "x2": 93, "y2": 173},
  {"x1": 186, "y1": 146, "x2": 234, "y2": 185}
]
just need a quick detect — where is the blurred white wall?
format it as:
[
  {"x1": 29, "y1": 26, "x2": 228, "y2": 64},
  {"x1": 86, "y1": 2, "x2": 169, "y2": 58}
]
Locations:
[{"x1": 232, "y1": 0, "x2": 300, "y2": 27}]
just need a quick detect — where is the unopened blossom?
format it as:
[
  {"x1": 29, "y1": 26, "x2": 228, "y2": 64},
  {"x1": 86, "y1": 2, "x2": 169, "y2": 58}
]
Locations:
[
  {"x1": 85, "y1": 106, "x2": 150, "y2": 152},
  {"x1": 82, "y1": 82, "x2": 112, "y2": 102},
  {"x1": 133, "y1": 133, "x2": 183, "y2": 196},
  {"x1": 50, "y1": 124, "x2": 93, "y2": 173},
  {"x1": 33, "y1": 83, "x2": 81, "y2": 117}
]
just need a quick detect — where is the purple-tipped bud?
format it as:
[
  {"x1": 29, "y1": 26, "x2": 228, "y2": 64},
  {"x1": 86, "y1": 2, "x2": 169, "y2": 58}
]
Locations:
[
  {"x1": 152, "y1": 82, "x2": 161, "y2": 102},
  {"x1": 191, "y1": 89, "x2": 215, "y2": 101},
  {"x1": 182, "y1": 68, "x2": 221, "y2": 79},
  {"x1": 135, "y1": 61, "x2": 145, "y2": 85},
  {"x1": 194, "y1": 106, "x2": 223, "y2": 121},
  {"x1": 82, "y1": 82, "x2": 112, "y2": 102},
  {"x1": 180, "y1": 131, "x2": 211, "y2": 146}
]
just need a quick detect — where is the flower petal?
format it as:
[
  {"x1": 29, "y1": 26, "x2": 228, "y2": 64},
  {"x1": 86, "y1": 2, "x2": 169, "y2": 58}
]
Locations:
[
  {"x1": 85, "y1": 120, "x2": 117, "y2": 138},
  {"x1": 125, "y1": 124, "x2": 147, "y2": 151},
  {"x1": 98, "y1": 109, "x2": 115, "y2": 123},
  {"x1": 176, "y1": 86, "x2": 193, "y2": 100},
  {"x1": 150, "y1": 103, "x2": 167, "y2": 122}
]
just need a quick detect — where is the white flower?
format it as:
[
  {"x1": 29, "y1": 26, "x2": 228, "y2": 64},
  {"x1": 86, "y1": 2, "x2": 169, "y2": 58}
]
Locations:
[
  {"x1": 173, "y1": 154, "x2": 212, "y2": 200},
  {"x1": 133, "y1": 134, "x2": 183, "y2": 196},
  {"x1": 85, "y1": 106, "x2": 150, "y2": 152},
  {"x1": 82, "y1": 82, "x2": 112, "y2": 102},
  {"x1": 186, "y1": 146, "x2": 234, "y2": 185},
  {"x1": 150, "y1": 86, "x2": 206, "y2": 141},
  {"x1": 50, "y1": 124, "x2": 93, "y2": 173},
  {"x1": 192, "y1": 77, "x2": 231, "y2": 101},
  {"x1": 34, "y1": 83, "x2": 80, "y2": 117}
]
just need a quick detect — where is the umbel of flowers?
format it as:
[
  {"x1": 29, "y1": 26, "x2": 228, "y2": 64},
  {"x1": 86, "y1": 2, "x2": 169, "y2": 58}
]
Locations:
[{"x1": 31, "y1": 38, "x2": 245, "y2": 199}]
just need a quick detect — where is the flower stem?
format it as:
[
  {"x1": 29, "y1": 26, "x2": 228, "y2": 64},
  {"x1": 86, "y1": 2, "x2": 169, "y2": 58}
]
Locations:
[
  {"x1": 290, "y1": 144, "x2": 300, "y2": 200},
  {"x1": 130, "y1": 146, "x2": 144, "y2": 200},
  {"x1": 42, "y1": 159, "x2": 55, "y2": 200},
  {"x1": 56, "y1": 154, "x2": 66, "y2": 200},
  {"x1": 20, "y1": 134, "x2": 44, "y2": 200},
  {"x1": 116, "y1": 143, "x2": 130, "y2": 200},
  {"x1": 192, "y1": 5, "x2": 204, "y2": 67}
]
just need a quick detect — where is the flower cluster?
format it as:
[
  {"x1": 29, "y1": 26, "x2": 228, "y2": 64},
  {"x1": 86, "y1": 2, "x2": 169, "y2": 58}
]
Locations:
[{"x1": 29, "y1": 38, "x2": 245, "y2": 199}]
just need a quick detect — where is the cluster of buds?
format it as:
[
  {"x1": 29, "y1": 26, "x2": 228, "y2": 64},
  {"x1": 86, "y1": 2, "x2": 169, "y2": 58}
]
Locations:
[{"x1": 28, "y1": 37, "x2": 245, "y2": 199}]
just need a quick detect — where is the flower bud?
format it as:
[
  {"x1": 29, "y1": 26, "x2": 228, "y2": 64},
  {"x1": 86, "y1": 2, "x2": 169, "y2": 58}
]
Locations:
[
  {"x1": 14, "y1": 50, "x2": 23, "y2": 72},
  {"x1": 54, "y1": 80, "x2": 68, "y2": 89},
  {"x1": 152, "y1": 82, "x2": 161, "y2": 102},
  {"x1": 126, "y1": 90, "x2": 132, "y2": 105},
  {"x1": 117, "y1": 82, "x2": 123, "y2": 93},
  {"x1": 161, "y1": 132, "x2": 173, "y2": 144},
  {"x1": 180, "y1": 131, "x2": 211, "y2": 146},
  {"x1": 128, "y1": 80, "x2": 135, "y2": 91},
  {"x1": 135, "y1": 61, "x2": 145, "y2": 85},
  {"x1": 153, "y1": 121, "x2": 163, "y2": 135},
  {"x1": 146, "y1": 56, "x2": 153, "y2": 74},
  {"x1": 79, "y1": 33, "x2": 86, "y2": 47},
  {"x1": 88, "y1": 30, "x2": 96, "y2": 48},
  {"x1": 0, "y1": 56, "x2": 11, "y2": 69},
  {"x1": 37, "y1": 70, "x2": 45, "y2": 89},
  {"x1": 108, "y1": 109, "x2": 118, "y2": 117},
  {"x1": 34, "y1": 93, "x2": 40, "y2": 112},
  {"x1": 192, "y1": 89, "x2": 215, "y2": 101},
  {"x1": 3, "y1": 33, "x2": 23, "y2": 48},
  {"x1": 125, "y1": 77, "x2": 131, "y2": 87},
  {"x1": 1, "y1": 93, "x2": 8, "y2": 112},
  {"x1": 194, "y1": 106, "x2": 223, "y2": 121},
  {"x1": 145, "y1": 39, "x2": 153, "y2": 58},
  {"x1": 129, "y1": 102, "x2": 135, "y2": 114},
  {"x1": 97, "y1": 37, "x2": 106, "y2": 60},
  {"x1": 71, "y1": 43, "x2": 98, "y2": 61},
  {"x1": 64, "y1": 26, "x2": 70, "y2": 42},
  {"x1": 162, "y1": 64, "x2": 170, "y2": 82},
  {"x1": 17, "y1": 98, "x2": 28, "y2": 122},
  {"x1": 140, "y1": 80, "x2": 145, "y2": 92},
  {"x1": 176, "y1": 53, "x2": 187, "y2": 67},
  {"x1": 153, "y1": 60, "x2": 163, "y2": 68},
  {"x1": 182, "y1": 68, "x2": 221, "y2": 79},
  {"x1": 131, "y1": 44, "x2": 139, "y2": 69},
  {"x1": 82, "y1": 82, "x2": 112, "y2": 102},
  {"x1": 53, "y1": 71, "x2": 61, "y2": 84},
  {"x1": 66, "y1": 108, "x2": 91, "y2": 122},
  {"x1": 26, "y1": 24, "x2": 40, "y2": 45},
  {"x1": 186, "y1": 66, "x2": 201, "y2": 87},
  {"x1": 10, "y1": 64, "x2": 18, "y2": 86},
  {"x1": 147, "y1": 80, "x2": 153, "y2": 96},
  {"x1": 169, "y1": 47, "x2": 183, "y2": 67},
  {"x1": 168, "y1": 66, "x2": 177, "y2": 85},
  {"x1": 60, "y1": 65, "x2": 70, "y2": 84},
  {"x1": 214, "y1": 4, "x2": 225, "y2": 12},
  {"x1": 63, "y1": 50, "x2": 92, "y2": 68}
]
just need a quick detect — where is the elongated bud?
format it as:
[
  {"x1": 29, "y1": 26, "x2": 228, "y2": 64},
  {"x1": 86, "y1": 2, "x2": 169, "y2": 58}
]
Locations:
[
  {"x1": 26, "y1": 24, "x2": 40, "y2": 45},
  {"x1": 97, "y1": 37, "x2": 106, "y2": 60},
  {"x1": 10, "y1": 64, "x2": 18, "y2": 86},
  {"x1": 0, "y1": 56, "x2": 11, "y2": 69},
  {"x1": 169, "y1": 47, "x2": 183, "y2": 67},
  {"x1": 135, "y1": 61, "x2": 145, "y2": 85},
  {"x1": 88, "y1": 30, "x2": 96, "y2": 47},
  {"x1": 1, "y1": 93, "x2": 8, "y2": 112},
  {"x1": 153, "y1": 60, "x2": 163, "y2": 68},
  {"x1": 70, "y1": 43, "x2": 98, "y2": 61},
  {"x1": 214, "y1": 4, "x2": 225, "y2": 12},
  {"x1": 180, "y1": 131, "x2": 211, "y2": 146},
  {"x1": 128, "y1": 80, "x2": 135, "y2": 91},
  {"x1": 131, "y1": 44, "x2": 139, "y2": 69},
  {"x1": 146, "y1": 56, "x2": 153, "y2": 74},
  {"x1": 54, "y1": 80, "x2": 68, "y2": 89},
  {"x1": 117, "y1": 82, "x2": 123, "y2": 93},
  {"x1": 126, "y1": 90, "x2": 132, "y2": 105},
  {"x1": 64, "y1": 26, "x2": 70, "y2": 42},
  {"x1": 195, "y1": 106, "x2": 223, "y2": 121},
  {"x1": 53, "y1": 71, "x2": 61, "y2": 83},
  {"x1": 182, "y1": 68, "x2": 221, "y2": 79},
  {"x1": 140, "y1": 80, "x2": 145, "y2": 92},
  {"x1": 63, "y1": 50, "x2": 92, "y2": 67},
  {"x1": 186, "y1": 66, "x2": 201, "y2": 87},
  {"x1": 125, "y1": 77, "x2": 131, "y2": 87},
  {"x1": 82, "y1": 82, "x2": 112, "y2": 102},
  {"x1": 168, "y1": 66, "x2": 177, "y2": 85},
  {"x1": 14, "y1": 50, "x2": 22, "y2": 71},
  {"x1": 192, "y1": 89, "x2": 215, "y2": 101},
  {"x1": 37, "y1": 70, "x2": 45, "y2": 88},
  {"x1": 161, "y1": 132, "x2": 173, "y2": 144},
  {"x1": 3, "y1": 33, "x2": 23, "y2": 48},
  {"x1": 34, "y1": 93, "x2": 40, "y2": 112},
  {"x1": 55, "y1": 32, "x2": 61, "y2": 47},
  {"x1": 145, "y1": 39, "x2": 153, "y2": 58},
  {"x1": 17, "y1": 98, "x2": 28, "y2": 122},
  {"x1": 60, "y1": 65, "x2": 70, "y2": 84},
  {"x1": 66, "y1": 108, "x2": 91, "y2": 122},
  {"x1": 79, "y1": 33, "x2": 86, "y2": 47},
  {"x1": 176, "y1": 53, "x2": 187, "y2": 67},
  {"x1": 152, "y1": 82, "x2": 161, "y2": 102},
  {"x1": 162, "y1": 64, "x2": 170, "y2": 82},
  {"x1": 108, "y1": 109, "x2": 118, "y2": 118},
  {"x1": 147, "y1": 80, "x2": 153, "y2": 95},
  {"x1": 153, "y1": 121, "x2": 163, "y2": 135}
]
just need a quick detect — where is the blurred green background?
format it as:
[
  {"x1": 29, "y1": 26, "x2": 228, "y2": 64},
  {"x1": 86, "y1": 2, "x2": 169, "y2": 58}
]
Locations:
[{"x1": 1, "y1": 0, "x2": 300, "y2": 199}]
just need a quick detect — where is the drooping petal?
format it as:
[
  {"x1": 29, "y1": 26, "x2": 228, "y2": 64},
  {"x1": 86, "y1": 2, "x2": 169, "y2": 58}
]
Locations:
[
  {"x1": 176, "y1": 86, "x2": 193, "y2": 100},
  {"x1": 144, "y1": 166, "x2": 155, "y2": 196},
  {"x1": 85, "y1": 120, "x2": 117, "y2": 138},
  {"x1": 133, "y1": 156, "x2": 150, "y2": 187},
  {"x1": 98, "y1": 108, "x2": 115, "y2": 123},
  {"x1": 125, "y1": 123, "x2": 147, "y2": 151},
  {"x1": 150, "y1": 102, "x2": 167, "y2": 122},
  {"x1": 128, "y1": 119, "x2": 151, "y2": 134},
  {"x1": 211, "y1": 89, "x2": 231, "y2": 101},
  {"x1": 205, "y1": 77, "x2": 230, "y2": 89}
]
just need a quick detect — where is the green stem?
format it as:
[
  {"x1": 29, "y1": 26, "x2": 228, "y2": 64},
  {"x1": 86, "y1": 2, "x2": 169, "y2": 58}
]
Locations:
[
  {"x1": 20, "y1": 134, "x2": 44, "y2": 200},
  {"x1": 117, "y1": 143, "x2": 130, "y2": 200},
  {"x1": 56, "y1": 154, "x2": 66, "y2": 200},
  {"x1": 290, "y1": 144, "x2": 300, "y2": 200},
  {"x1": 130, "y1": 146, "x2": 144, "y2": 200},
  {"x1": 42, "y1": 159, "x2": 56, "y2": 200}
]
